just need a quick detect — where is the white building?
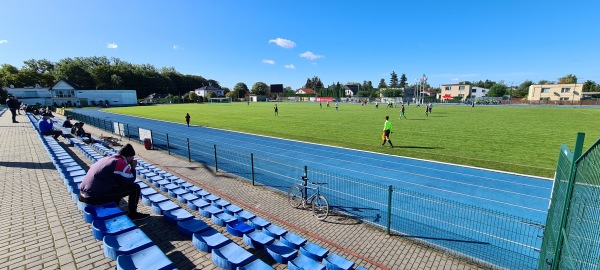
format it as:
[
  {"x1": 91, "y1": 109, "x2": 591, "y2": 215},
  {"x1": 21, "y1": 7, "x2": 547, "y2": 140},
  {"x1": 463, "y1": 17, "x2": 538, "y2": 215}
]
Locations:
[
  {"x1": 193, "y1": 85, "x2": 225, "y2": 97},
  {"x1": 3, "y1": 80, "x2": 138, "y2": 107}
]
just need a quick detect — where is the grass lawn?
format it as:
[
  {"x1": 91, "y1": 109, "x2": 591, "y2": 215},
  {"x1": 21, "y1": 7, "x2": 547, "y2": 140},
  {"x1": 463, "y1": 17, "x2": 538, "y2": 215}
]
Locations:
[{"x1": 105, "y1": 102, "x2": 600, "y2": 178}]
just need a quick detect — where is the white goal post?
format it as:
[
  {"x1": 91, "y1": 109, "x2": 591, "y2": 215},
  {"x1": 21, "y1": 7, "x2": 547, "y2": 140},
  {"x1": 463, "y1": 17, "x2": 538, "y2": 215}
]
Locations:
[{"x1": 208, "y1": 97, "x2": 232, "y2": 104}]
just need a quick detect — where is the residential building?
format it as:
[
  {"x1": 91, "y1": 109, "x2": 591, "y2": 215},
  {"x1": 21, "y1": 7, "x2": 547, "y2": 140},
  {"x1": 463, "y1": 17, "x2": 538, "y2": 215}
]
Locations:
[
  {"x1": 440, "y1": 84, "x2": 489, "y2": 101},
  {"x1": 295, "y1": 88, "x2": 317, "y2": 95},
  {"x1": 528, "y1": 83, "x2": 583, "y2": 101},
  {"x1": 193, "y1": 85, "x2": 224, "y2": 97}
]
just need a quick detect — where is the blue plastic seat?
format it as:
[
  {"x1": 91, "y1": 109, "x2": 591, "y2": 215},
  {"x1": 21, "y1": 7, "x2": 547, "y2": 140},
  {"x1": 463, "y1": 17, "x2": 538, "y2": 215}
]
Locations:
[
  {"x1": 234, "y1": 210, "x2": 256, "y2": 222},
  {"x1": 203, "y1": 194, "x2": 220, "y2": 203},
  {"x1": 288, "y1": 254, "x2": 325, "y2": 270},
  {"x1": 236, "y1": 258, "x2": 275, "y2": 270},
  {"x1": 279, "y1": 232, "x2": 307, "y2": 249},
  {"x1": 151, "y1": 200, "x2": 180, "y2": 215},
  {"x1": 248, "y1": 217, "x2": 271, "y2": 230},
  {"x1": 187, "y1": 186, "x2": 202, "y2": 193},
  {"x1": 154, "y1": 179, "x2": 170, "y2": 188},
  {"x1": 163, "y1": 208, "x2": 194, "y2": 224},
  {"x1": 187, "y1": 198, "x2": 209, "y2": 211},
  {"x1": 212, "y1": 212, "x2": 237, "y2": 227},
  {"x1": 168, "y1": 187, "x2": 189, "y2": 198},
  {"x1": 83, "y1": 202, "x2": 124, "y2": 223},
  {"x1": 300, "y1": 242, "x2": 329, "y2": 261},
  {"x1": 242, "y1": 231, "x2": 275, "y2": 249},
  {"x1": 212, "y1": 242, "x2": 255, "y2": 270},
  {"x1": 103, "y1": 228, "x2": 154, "y2": 260},
  {"x1": 213, "y1": 198, "x2": 231, "y2": 209},
  {"x1": 263, "y1": 224, "x2": 287, "y2": 239},
  {"x1": 140, "y1": 187, "x2": 158, "y2": 197},
  {"x1": 226, "y1": 221, "x2": 255, "y2": 237},
  {"x1": 265, "y1": 241, "x2": 298, "y2": 264},
  {"x1": 195, "y1": 189, "x2": 210, "y2": 197},
  {"x1": 198, "y1": 204, "x2": 223, "y2": 218},
  {"x1": 323, "y1": 253, "x2": 355, "y2": 270},
  {"x1": 177, "y1": 218, "x2": 210, "y2": 238},
  {"x1": 160, "y1": 183, "x2": 178, "y2": 193},
  {"x1": 192, "y1": 228, "x2": 232, "y2": 253},
  {"x1": 178, "y1": 192, "x2": 199, "y2": 204},
  {"x1": 224, "y1": 204, "x2": 243, "y2": 215},
  {"x1": 92, "y1": 214, "x2": 137, "y2": 240},
  {"x1": 142, "y1": 193, "x2": 168, "y2": 207}
]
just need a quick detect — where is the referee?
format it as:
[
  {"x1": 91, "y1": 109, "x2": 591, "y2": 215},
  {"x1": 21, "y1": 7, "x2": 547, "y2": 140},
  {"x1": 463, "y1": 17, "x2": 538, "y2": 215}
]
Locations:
[{"x1": 381, "y1": 116, "x2": 394, "y2": 148}]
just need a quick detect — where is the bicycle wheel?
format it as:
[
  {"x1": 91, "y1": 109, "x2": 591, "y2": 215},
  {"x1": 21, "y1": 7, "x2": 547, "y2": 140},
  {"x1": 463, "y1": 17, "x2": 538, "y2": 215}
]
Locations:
[
  {"x1": 288, "y1": 185, "x2": 304, "y2": 208},
  {"x1": 311, "y1": 195, "x2": 329, "y2": 220}
]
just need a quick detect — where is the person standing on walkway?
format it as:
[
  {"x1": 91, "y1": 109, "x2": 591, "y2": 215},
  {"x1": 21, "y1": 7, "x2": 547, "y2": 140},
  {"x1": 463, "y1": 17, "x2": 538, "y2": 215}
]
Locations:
[
  {"x1": 400, "y1": 104, "x2": 407, "y2": 119},
  {"x1": 185, "y1": 113, "x2": 191, "y2": 127},
  {"x1": 38, "y1": 113, "x2": 62, "y2": 140},
  {"x1": 78, "y1": 144, "x2": 149, "y2": 221},
  {"x1": 7, "y1": 95, "x2": 20, "y2": 123},
  {"x1": 274, "y1": 104, "x2": 279, "y2": 116},
  {"x1": 381, "y1": 116, "x2": 394, "y2": 148},
  {"x1": 471, "y1": 100, "x2": 475, "y2": 110},
  {"x1": 335, "y1": 102, "x2": 339, "y2": 111}
]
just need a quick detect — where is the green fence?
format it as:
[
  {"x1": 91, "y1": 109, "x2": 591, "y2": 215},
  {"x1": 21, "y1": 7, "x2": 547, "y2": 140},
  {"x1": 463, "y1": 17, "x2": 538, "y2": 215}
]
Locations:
[
  {"x1": 66, "y1": 110, "x2": 545, "y2": 269},
  {"x1": 538, "y1": 133, "x2": 600, "y2": 269}
]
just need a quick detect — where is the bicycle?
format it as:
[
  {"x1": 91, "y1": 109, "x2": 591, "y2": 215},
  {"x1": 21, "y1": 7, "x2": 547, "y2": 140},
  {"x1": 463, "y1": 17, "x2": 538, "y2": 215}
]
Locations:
[{"x1": 287, "y1": 176, "x2": 329, "y2": 220}]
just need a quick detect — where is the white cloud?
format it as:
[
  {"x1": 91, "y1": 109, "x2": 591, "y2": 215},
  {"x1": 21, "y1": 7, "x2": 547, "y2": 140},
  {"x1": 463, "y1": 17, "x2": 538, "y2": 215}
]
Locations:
[
  {"x1": 284, "y1": 64, "x2": 295, "y2": 69},
  {"x1": 268, "y1": 38, "x2": 296, "y2": 49},
  {"x1": 300, "y1": 51, "x2": 324, "y2": 61},
  {"x1": 173, "y1": 45, "x2": 180, "y2": 50},
  {"x1": 262, "y1": 59, "x2": 275, "y2": 65},
  {"x1": 0, "y1": 40, "x2": 7, "y2": 44},
  {"x1": 451, "y1": 78, "x2": 459, "y2": 82},
  {"x1": 106, "y1": 43, "x2": 118, "y2": 49}
]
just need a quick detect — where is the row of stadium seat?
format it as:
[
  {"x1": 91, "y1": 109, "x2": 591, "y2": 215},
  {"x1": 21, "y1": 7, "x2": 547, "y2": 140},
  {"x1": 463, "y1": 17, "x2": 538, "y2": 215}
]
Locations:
[
  {"x1": 25, "y1": 113, "x2": 176, "y2": 270},
  {"x1": 93, "y1": 142, "x2": 364, "y2": 270}
]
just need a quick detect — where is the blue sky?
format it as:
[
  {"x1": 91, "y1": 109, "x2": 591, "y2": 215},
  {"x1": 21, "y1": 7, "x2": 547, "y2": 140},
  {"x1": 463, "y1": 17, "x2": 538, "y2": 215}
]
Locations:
[{"x1": 1, "y1": 0, "x2": 599, "y2": 90}]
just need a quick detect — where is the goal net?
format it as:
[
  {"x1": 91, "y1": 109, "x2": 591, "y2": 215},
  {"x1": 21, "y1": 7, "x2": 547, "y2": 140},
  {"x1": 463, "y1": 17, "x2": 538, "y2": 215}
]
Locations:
[{"x1": 208, "y1": 97, "x2": 232, "y2": 104}]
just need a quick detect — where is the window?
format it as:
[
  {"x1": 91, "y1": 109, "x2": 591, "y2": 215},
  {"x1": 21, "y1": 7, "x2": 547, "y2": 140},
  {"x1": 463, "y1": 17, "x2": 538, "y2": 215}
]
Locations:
[
  {"x1": 459, "y1": 86, "x2": 465, "y2": 90},
  {"x1": 541, "y1": 88, "x2": 550, "y2": 93},
  {"x1": 471, "y1": 89, "x2": 476, "y2": 93},
  {"x1": 560, "y1": 97, "x2": 569, "y2": 101},
  {"x1": 444, "y1": 86, "x2": 451, "y2": 91},
  {"x1": 458, "y1": 94, "x2": 464, "y2": 97},
  {"x1": 561, "y1": 88, "x2": 570, "y2": 93}
]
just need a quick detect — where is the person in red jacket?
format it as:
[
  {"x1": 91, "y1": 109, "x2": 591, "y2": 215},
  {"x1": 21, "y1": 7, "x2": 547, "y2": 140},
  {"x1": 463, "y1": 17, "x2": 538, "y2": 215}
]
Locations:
[
  {"x1": 78, "y1": 144, "x2": 149, "y2": 220},
  {"x1": 185, "y1": 113, "x2": 191, "y2": 127}
]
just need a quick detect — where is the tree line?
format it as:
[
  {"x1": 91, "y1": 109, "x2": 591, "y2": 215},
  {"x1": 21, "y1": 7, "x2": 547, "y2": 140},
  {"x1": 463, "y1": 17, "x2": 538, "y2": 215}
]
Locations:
[{"x1": 2, "y1": 57, "x2": 599, "y2": 103}]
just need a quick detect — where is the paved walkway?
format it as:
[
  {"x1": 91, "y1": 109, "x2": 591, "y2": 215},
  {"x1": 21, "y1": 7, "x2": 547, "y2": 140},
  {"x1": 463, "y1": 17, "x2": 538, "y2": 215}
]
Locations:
[{"x1": 0, "y1": 111, "x2": 487, "y2": 270}]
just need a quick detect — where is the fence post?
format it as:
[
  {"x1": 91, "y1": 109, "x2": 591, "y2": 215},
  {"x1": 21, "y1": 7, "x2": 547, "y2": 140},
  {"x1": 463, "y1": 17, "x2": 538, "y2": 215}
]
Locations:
[
  {"x1": 187, "y1": 138, "x2": 191, "y2": 162},
  {"x1": 251, "y1": 153, "x2": 255, "y2": 186},
  {"x1": 214, "y1": 145, "x2": 218, "y2": 172},
  {"x1": 126, "y1": 124, "x2": 130, "y2": 140},
  {"x1": 166, "y1": 134, "x2": 170, "y2": 155},
  {"x1": 386, "y1": 185, "x2": 393, "y2": 235},
  {"x1": 551, "y1": 132, "x2": 585, "y2": 270}
]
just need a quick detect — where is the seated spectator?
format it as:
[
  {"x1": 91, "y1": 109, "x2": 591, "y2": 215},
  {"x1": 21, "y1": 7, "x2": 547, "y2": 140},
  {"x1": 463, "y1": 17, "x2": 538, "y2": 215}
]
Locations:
[
  {"x1": 62, "y1": 116, "x2": 74, "y2": 128},
  {"x1": 78, "y1": 144, "x2": 149, "y2": 220},
  {"x1": 73, "y1": 122, "x2": 92, "y2": 139},
  {"x1": 38, "y1": 113, "x2": 62, "y2": 140}
]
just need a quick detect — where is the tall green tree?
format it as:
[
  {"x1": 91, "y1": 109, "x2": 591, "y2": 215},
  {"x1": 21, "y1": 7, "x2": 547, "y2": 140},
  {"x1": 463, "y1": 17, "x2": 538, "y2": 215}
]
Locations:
[
  {"x1": 558, "y1": 74, "x2": 577, "y2": 84},
  {"x1": 582, "y1": 80, "x2": 596, "y2": 92},
  {"x1": 399, "y1": 73, "x2": 407, "y2": 88},
  {"x1": 515, "y1": 80, "x2": 533, "y2": 98},
  {"x1": 233, "y1": 82, "x2": 249, "y2": 99},
  {"x1": 487, "y1": 83, "x2": 508, "y2": 97},
  {"x1": 378, "y1": 78, "x2": 387, "y2": 89},
  {"x1": 251, "y1": 82, "x2": 269, "y2": 96},
  {"x1": 389, "y1": 71, "x2": 399, "y2": 88}
]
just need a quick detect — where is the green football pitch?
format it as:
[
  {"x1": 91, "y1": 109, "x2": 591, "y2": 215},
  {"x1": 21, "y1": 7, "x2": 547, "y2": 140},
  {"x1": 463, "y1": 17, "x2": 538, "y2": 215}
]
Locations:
[{"x1": 105, "y1": 102, "x2": 600, "y2": 178}]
